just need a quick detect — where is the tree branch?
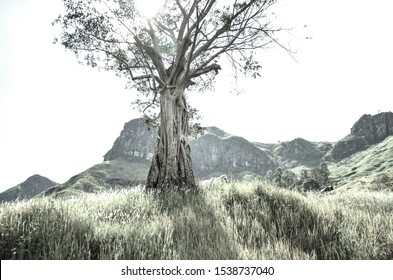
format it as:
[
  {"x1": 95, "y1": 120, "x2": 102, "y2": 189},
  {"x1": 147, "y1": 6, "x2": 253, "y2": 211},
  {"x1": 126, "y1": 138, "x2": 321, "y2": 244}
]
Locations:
[
  {"x1": 189, "y1": 63, "x2": 221, "y2": 79},
  {"x1": 133, "y1": 35, "x2": 168, "y2": 81}
]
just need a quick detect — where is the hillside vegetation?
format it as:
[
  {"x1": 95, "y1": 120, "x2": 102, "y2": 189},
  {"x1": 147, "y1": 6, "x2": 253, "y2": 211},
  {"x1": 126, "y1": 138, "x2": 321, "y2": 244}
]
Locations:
[
  {"x1": 38, "y1": 159, "x2": 149, "y2": 198},
  {"x1": 1, "y1": 181, "x2": 392, "y2": 260},
  {"x1": 329, "y1": 136, "x2": 393, "y2": 191}
]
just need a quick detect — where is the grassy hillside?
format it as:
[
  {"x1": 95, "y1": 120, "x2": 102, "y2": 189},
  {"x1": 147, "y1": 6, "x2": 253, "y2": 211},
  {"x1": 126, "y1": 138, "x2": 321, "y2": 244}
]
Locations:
[
  {"x1": 1, "y1": 181, "x2": 392, "y2": 260},
  {"x1": 39, "y1": 159, "x2": 149, "y2": 198},
  {"x1": 329, "y1": 136, "x2": 393, "y2": 192}
]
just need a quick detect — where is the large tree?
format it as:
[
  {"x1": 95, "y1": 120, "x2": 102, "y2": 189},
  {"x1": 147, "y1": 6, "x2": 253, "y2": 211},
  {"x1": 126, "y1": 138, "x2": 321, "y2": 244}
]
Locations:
[{"x1": 54, "y1": 0, "x2": 280, "y2": 192}]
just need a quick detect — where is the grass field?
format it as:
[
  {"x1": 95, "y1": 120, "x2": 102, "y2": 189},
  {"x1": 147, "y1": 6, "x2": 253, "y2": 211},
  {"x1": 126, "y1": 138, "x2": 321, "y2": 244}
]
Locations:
[{"x1": 1, "y1": 181, "x2": 392, "y2": 260}]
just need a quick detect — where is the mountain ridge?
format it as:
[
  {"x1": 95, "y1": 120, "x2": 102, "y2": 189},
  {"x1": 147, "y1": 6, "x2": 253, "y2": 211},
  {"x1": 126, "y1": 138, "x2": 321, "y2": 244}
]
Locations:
[
  {"x1": 0, "y1": 174, "x2": 58, "y2": 203},
  {"x1": 2, "y1": 111, "x2": 392, "y2": 200},
  {"x1": 326, "y1": 112, "x2": 393, "y2": 161}
]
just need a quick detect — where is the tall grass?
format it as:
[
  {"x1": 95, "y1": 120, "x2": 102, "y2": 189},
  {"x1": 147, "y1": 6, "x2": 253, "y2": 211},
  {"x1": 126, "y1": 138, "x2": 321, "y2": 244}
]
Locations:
[{"x1": 1, "y1": 181, "x2": 392, "y2": 259}]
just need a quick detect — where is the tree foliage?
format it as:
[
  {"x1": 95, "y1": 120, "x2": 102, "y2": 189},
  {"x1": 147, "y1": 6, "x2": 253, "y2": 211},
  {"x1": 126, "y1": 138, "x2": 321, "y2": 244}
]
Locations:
[
  {"x1": 265, "y1": 163, "x2": 331, "y2": 192},
  {"x1": 310, "y1": 162, "x2": 330, "y2": 187},
  {"x1": 54, "y1": 0, "x2": 279, "y2": 119}
]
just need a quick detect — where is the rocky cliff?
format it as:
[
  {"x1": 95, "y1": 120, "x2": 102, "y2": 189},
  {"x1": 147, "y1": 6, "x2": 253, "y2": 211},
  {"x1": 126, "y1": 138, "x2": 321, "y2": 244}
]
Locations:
[
  {"x1": 190, "y1": 128, "x2": 277, "y2": 179},
  {"x1": 103, "y1": 120, "x2": 277, "y2": 180},
  {"x1": 104, "y1": 118, "x2": 156, "y2": 163},
  {"x1": 98, "y1": 112, "x2": 393, "y2": 179},
  {"x1": 0, "y1": 175, "x2": 58, "y2": 203},
  {"x1": 328, "y1": 112, "x2": 393, "y2": 161},
  {"x1": 24, "y1": 111, "x2": 393, "y2": 199}
]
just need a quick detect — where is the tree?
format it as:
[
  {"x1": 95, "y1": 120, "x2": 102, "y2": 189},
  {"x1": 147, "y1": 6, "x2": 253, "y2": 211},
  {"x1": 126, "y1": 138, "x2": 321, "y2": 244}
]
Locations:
[
  {"x1": 54, "y1": 0, "x2": 280, "y2": 192},
  {"x1": 296, "y1": 164, "x2": 330, "y2": 192},
  {"x1": 273, "y1": 168, "x2": 283, "y2": 187},
  {"x1": 265, "y1": 169, "x2": 275, "y2": 184},
  {"x1": 299, "y1": 169, "x2": 309, "y2": 182},
  {"x1": 281, "y1": 169, "x2": 296, "y2": 188},
  {"x1": 310, "y1": 162, "x2": 330, "y2": 187},
  {"x1": 265, "y1": 168, "x2": 296, "y2": 189},
  {"x1": 301, "y1": 178, "x2": 319, "y2": 192}
]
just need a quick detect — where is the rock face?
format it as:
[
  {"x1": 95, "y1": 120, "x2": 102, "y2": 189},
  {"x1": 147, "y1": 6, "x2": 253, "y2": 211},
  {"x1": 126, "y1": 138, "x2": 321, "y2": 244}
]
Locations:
[
  {"x1": 0, "y1": 175, "x2": 58, "y2": 203},
  {"x1": 36, "y1": 111, "x2": 393, "y2": 198},
  {"x1": 102, "y1": 112, "x2": 393, "y2": 178},
  {"x1": 103, "y1": 121, "x2": 276, "y2": 179},
  {"x1": 329, "y1": 112, "x2": 393, "y2": 161},
  {"x1": 190, "y1": 128, "x2": 277, "y2": 178},
  {"x1": 104, "y1": 118, "x2": 156, "y2": 163},
  {"x1": 352, "y1": 112, "x2": 393, "y2": 142}
]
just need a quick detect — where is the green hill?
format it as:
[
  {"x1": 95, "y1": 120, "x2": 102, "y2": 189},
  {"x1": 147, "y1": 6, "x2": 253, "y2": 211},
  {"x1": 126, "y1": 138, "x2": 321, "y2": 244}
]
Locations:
[
  {"x1": 329, "y1": 135, "x2": 393, "y2": 192},
  {"x1": 39, "y1": 159, "x2": 149, "y2": 199}
]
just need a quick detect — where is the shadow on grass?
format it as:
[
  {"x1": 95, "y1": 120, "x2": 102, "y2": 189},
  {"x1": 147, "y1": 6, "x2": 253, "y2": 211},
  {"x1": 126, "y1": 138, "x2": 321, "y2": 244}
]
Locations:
[
  {"x1": 222, "y1": 184, "x2": 357, "y2": 259},
  {"x1": 158, "y1": 191, "x2": 240, "y2": 259},
  {"x1": 87, "y1": 189, "x2": 240, "y2": 260}
]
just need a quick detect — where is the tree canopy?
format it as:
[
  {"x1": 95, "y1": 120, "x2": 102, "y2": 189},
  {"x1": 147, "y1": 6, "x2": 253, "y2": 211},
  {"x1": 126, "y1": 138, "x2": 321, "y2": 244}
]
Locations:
[{"x1": 54, "y1": 0, "x2": 279, "y2": 118}]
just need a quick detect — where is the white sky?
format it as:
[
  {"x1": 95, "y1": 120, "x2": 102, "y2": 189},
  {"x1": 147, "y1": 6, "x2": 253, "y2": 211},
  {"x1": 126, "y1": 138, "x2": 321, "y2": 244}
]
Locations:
[{"x1": 0, "y1": 0, "x2": 392, "y2": 191}]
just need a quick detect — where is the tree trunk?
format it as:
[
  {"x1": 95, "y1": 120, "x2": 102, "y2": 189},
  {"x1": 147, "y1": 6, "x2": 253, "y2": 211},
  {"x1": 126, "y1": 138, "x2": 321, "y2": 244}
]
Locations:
[{"x1": 145, "y1": 86, "x2": 197, "y2": 192}]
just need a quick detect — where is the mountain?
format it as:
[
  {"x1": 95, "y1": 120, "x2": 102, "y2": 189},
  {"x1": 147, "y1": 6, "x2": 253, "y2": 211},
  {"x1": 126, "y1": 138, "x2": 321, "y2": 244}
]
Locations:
[
  {"x1": 41, "y1": 159, "x2": 148, "y2": 198},
  {"x1": 261, "y1": 112, "x2": 393, "y2": 170},
  {"x1": 329, "y1": 135, "x2": 393, "y2": 191},
  {"x1": 255, "y1": 138, "x2": 333, "y2": 169},
  {"x1": 103, "y1": 119, "x2": 277, "y2": 180},
  {"x1": 38, "y1": 111, "x2": 393, "y2": 198},
  {"x1": 190, "y1": 127, "x2": 277, "y2": 179},
  {"x1": 326, "y1": 112, "x2": 393, "y2": 162},
  {"x1": 104, "y1": 118, "x2": 156, "y2": 163},
  {"x1": 41, "y1": 119, "x2": 278, "y2": 198},
  {"x1": 0, "y1": 175, "x2": 58, "y2": 203}
]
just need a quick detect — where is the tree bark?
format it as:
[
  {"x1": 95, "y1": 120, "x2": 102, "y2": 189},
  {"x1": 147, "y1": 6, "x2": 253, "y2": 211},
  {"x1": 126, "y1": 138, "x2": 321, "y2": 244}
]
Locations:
[{"x1": 145, "y1": 85, "x2": 197, "y2": 192}]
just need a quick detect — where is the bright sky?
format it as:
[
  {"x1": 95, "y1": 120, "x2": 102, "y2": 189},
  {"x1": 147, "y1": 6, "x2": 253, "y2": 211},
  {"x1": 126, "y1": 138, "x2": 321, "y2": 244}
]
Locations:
[{"x1": 0, "y1": 0, "x2": 392, "y2": 191}]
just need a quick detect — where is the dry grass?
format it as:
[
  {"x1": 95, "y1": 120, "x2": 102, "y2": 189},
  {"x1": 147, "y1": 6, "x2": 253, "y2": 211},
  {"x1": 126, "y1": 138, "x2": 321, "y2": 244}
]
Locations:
[{"x1": 1, "y1": 181, "x2": 392, "y2": 259}]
